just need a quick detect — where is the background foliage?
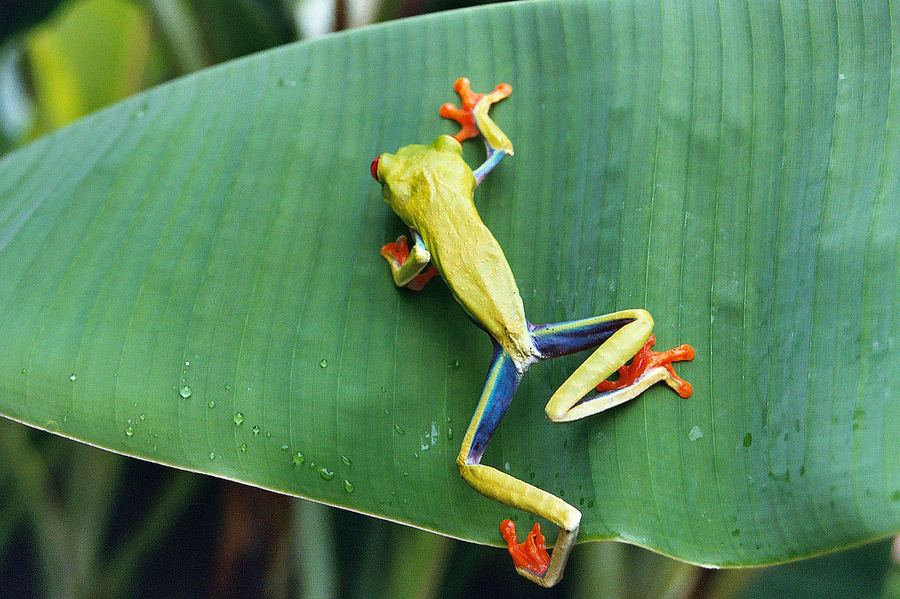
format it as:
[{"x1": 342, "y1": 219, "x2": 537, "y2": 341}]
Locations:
[{"x1": 0, "y1": 1, "x2": 895, "y2": 597}]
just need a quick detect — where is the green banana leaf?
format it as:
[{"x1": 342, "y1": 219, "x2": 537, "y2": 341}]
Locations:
[{"x1": 0, "y1": 0, "x2": 896, "y2": 566}]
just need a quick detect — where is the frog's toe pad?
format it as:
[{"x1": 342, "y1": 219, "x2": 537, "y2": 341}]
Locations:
[{"x1": 500, "y1": 519, "x2": 550, "y2": 576}]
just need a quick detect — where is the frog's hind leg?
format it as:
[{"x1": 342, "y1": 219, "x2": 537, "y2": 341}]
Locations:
[
  {"x1": 534, "y1": 309, "x2": 694, "y2": 423},
  {"x1": 457, "y1": 346, "x2": 580, "y2": 587}
]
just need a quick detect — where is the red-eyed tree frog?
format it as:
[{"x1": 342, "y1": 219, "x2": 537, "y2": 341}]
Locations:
[{"x1": 371, "y1": 78, "x2": 695, "y2": 587}]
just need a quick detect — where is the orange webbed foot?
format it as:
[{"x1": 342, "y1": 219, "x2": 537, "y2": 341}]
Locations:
[
  {"x1": 500, "y1": 519, "x2": 550, "y2": 576},
  {"x1": 439, "y1": 77, "x2": 512, "y2": 143},
  {"x1": 380, "y1": 235, "x2": 410, "y2": 265},
  {"x1": 596, "y1": 334, "x2": 696, "y2": 398}
]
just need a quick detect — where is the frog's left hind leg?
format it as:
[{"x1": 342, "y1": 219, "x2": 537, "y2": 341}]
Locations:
[{"x1": 457, "y1": 347, "x2": 580, "y2": 587}]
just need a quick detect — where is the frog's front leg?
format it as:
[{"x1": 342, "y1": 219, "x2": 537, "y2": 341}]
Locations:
[
  {"x1": 379, "y1": 229, "x2": 438, "y2": 291},
  {"x1": 440, "y1": 77, "x2": 514, "y2": 185}
]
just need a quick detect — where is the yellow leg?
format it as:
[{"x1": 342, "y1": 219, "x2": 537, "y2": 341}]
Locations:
[
  {"x1": 456, "y1": 352, "x2": 579, "y2": 587},
  {"x1": 544, "y1": 309, "x2": 659, "y2": 423},
  {"x1": 379, "y1": 232, "x2": 432, "y2": 287}
]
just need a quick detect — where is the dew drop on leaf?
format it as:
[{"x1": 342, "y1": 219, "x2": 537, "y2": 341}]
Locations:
[{"x1": 179, "y1": 385, "x2": 192, "y2": 399}]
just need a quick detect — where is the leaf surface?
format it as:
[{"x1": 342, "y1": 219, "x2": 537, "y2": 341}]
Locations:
[{"x1": 0, "y1": 0, "x2": 896, "y2": 564}]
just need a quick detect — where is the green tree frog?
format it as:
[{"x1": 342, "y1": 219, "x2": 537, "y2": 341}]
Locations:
[{"x1": 371, "y1": 78, "x2": 695, "y2": 587}]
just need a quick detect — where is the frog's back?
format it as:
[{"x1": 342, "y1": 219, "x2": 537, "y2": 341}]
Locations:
[{"x1": 416, "y1": 183, "x2": 536, "y2": 365}]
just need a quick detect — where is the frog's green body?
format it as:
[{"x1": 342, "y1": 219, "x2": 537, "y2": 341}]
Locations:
[
  {"x1": 377, "y1": 138, "x2": 537, "y2": 366},
  {"x1": 373, "y1": 78, "x2": 694, "y2": 587}
]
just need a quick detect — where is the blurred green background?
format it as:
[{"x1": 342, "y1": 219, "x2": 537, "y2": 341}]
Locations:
[{"x1": 0, "y1": 1, "x2": 896, "y2": 597}]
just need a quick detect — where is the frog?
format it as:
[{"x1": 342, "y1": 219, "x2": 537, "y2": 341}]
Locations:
[{"x1": 371, "y1": 77, "x2": 695, "y2": 587}]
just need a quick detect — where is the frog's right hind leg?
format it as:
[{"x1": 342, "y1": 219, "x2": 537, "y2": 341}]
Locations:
[{"x1": 533, "y1": 309, "x2": 694, "y2": 423}]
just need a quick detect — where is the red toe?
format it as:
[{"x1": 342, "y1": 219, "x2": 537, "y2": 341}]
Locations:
[
  {"x1": 500, "y1": 519, "x2": 550, "y2": 576},
  {"x1": 595, "y1": 335, "x2": 695, "y2": 398}
]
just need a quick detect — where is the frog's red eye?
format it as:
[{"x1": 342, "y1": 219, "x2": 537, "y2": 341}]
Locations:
[{"x1": 370, "y1": 156, "x2": 381, "y2": 181}]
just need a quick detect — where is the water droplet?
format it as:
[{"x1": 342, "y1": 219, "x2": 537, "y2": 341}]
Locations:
[
  {"x1": 731, "y1": 528, "x2": 741, "y2": 537},
  {"x1": 127, "y1": 418, "x2": 133, "y2": 425},
  {"x1": 124, "y1": 426, "x2": 134, "y2": 437},
  {"x1": 448, "y1": 359, "x2": 460, "y2": 369},
  {"x1": 252, "y1": 425, "x2": 261, "y2": 436},
  {"x1": 504, "y1": 462, "x2": 511, "y2": 472},
  {"x1": 20, "y1": 368, "x2": 26, "y2": 374},
  {"x1": 207, "y1": 400, "x2": 216, "y2": 409},
  {"x1": 688, "y1": 425, "x2": 703, "y2": 441},
  {"x1": 240, "y1": 443, "x2": 248, "y2": 453},
  {"x1": 179, "y1": 385, "x2": 192, "y2": 399},
  {"x1": 224, "y1": 383, "x2": 232, "y2": 391},
  {"x1": 394, "y1": 424, "x2": 405, "y2": 435},
  {"x1": 265, "y1": 431, "x2": 272, "y2": 439},
  {"x1": 343, "y1": 480, "x2": 354, "y2": 493},
  {"x1": 209, "y1": 451, "x2": 216, "y2": 460},
  {"x1": 277, "y1": 78, "x2": 297, "y2": 87},
  {"x1": 233, "y1": 412, "x2": 244, "y2": 426},
  {"x1": 139, "y1": 413, "x2": 146, "y2": 421},
  {"x1": 293, "y1": 452, "x2": 305, "y2": 466},
  {"x1": 185, "y1": 360, "x2": 190, "y2": 366},
  {"x1": 383, "y1": 408, "x2": 390, "y2": 416},
  {"x1": 341, "y1": 455, "x2": 351, "y2": 466},
  {"x1": 280, "y1": 445, "x2": 290, "y2": 452},
  {"x1": 743, "y1": 432, "x2": 753, "y2": 447},
  {"x1": 319, "y1": 467, "x2": 335, "y2": 481},
  {"x1": 413, "y1": 452, "x2": 419, "y2": 459},
  {"x1": 447, "y1": 427, "x2": 453, "y2": 440},
  {"x1": 69, "y1": 373, "x2": 77, "y2": 382},
  {"x1": 319, "y1": 359, "x2": 328, "y2": 368}
]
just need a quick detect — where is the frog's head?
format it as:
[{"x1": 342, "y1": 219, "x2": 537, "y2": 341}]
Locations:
[{"x1": 371, "y1": 135, "x2": 472, "y2": 219}]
